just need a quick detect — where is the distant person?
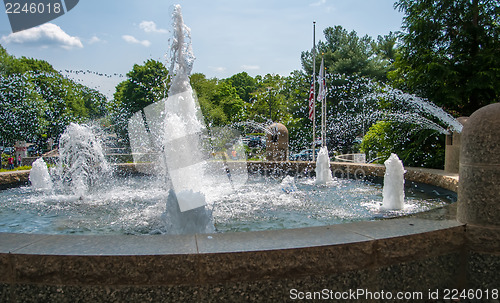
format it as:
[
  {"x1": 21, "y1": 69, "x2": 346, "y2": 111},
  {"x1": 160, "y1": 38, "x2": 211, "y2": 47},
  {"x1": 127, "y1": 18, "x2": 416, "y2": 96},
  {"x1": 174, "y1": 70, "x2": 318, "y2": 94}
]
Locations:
[
  {"x1": 17, "y1": 154, "x2": 21, "y2": 166},
  {"x1": 8, "y1": 156, "x2": 14, "y2": 170}
]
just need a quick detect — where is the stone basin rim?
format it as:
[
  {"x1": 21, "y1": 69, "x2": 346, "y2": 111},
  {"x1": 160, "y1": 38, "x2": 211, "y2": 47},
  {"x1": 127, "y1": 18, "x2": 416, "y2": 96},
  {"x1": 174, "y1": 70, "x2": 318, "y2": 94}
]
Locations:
[{"x1": 0, "y1": 161, "x2": 460, "y2": 257}]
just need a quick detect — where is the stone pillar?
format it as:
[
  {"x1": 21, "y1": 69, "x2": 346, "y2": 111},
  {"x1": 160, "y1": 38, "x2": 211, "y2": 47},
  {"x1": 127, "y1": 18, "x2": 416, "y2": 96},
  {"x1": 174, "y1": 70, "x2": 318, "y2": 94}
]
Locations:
[
  {"x1": 457, "y1": 103, "x2": 500, "y2": 288},
  {"x1": 444, "y1": 117, "x2": 467, "y2": 173},
  {"x1": 266, "y1": 123, "x2": 289, "y2": 161}
]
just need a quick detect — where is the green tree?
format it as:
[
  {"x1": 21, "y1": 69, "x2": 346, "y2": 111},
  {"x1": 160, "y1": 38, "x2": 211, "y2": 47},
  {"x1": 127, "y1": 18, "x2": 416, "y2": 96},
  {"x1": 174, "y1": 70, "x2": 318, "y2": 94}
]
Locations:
[
  {"x1": 113, "y1": 59, "x2": 168, "y2": 115},
  {"x1": 248, "y1": 74, "x2": 291, "y2": 123},
  {"x1": 110, "y1": 59, "x2": 169, "y2": 140},
  {"x1": 0, "y1": 46, "x2": 107, "y2": 146},
  {"x1": 0, "y1": 45, "x2": 11, "y2": 75},
  {"x1": 225, "y1": 72, "x2": 257, "y2": 102},
  {"x1": 391, "y1": 0, "x2": 500, "y2": 116},
  {"x1": 0, "y1": 74, "x2": 48, "y2": 144},
  {"x1": 360, "y1": 120, "x2": 445, "y2": 168},
  {"x1": 190, "y1": 73, "x2": 244, "y2": 126},
  {"x1": 301, "y1": 26, "x2": 395, "y2": 82}
]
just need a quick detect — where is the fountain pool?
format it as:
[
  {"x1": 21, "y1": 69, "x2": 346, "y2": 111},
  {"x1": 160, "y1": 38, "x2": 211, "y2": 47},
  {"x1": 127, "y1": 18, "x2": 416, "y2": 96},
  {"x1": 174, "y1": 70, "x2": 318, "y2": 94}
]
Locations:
[
  {"x1": 0, "y1": 5, "x2": 458, "y2": 237},
  {"x1": 0, "y1": 171, "x2": 455, "y2": 235}
]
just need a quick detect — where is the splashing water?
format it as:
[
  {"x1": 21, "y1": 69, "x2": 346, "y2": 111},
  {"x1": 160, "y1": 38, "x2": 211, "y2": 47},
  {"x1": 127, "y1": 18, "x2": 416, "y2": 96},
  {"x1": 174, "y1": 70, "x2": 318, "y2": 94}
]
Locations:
[
  {"x1": 163, "y1": 5, "x2": 212, "y2": 217},
  {"x1": 167, "y1": 4, "x2": 195, "y2": 96},
  {"x1": 315, "y1": 146, "x2": 333, "y2": 185},
  {"x1": 382, "y1": 153, "x2": 405, "y2": 210},
  {"x1": 128, "y1": 4, "x2": 248, "y2": 234},
  {"x1": 56, "y1": 123, "x2": 111, "y2": 197},
  {"x1": 304, "y1": 76, "x2": 464, "y2": 155},
  {"x1": 29, "y1": 157, "x2": 53, "y2": 191}
]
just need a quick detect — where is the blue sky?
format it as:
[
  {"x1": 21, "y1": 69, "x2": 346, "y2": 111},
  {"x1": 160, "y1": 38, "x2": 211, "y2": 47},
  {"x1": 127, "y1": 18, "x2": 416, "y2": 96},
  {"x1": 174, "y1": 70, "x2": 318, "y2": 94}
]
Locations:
[{"x1": 1, "y1": 0, "x2": 404, "y2": 98}]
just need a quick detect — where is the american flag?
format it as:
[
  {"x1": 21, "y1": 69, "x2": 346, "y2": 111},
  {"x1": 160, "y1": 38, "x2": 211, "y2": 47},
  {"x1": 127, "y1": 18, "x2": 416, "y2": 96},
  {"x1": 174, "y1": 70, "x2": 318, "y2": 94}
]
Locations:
[{"x1": 308, "y1": 76, "x2": 315, "y2": 121}]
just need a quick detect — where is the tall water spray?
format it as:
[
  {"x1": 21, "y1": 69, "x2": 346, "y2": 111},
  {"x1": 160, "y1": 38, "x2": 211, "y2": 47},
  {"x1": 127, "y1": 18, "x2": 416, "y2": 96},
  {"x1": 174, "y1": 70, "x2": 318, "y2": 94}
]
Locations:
[
  {"x1": 382, "y1": 153, "x2": 405, "y2": 210},
  {"x1": 128, "y1": 4, "x2": 246, "y2": 234},
  {"x1": 163, "y1": 4, "x2": 209, "y2": 213}
]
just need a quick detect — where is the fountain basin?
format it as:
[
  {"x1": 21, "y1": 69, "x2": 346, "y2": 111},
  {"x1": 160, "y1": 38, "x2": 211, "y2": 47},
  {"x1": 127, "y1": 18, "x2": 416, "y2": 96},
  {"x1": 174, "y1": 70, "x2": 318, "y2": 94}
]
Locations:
[
  {"x1": 0, "y1": 162, "x2": 456, "y2": 235},
  {"x1": 0, "y1": 161, "x2": 470, "y2": 302}
]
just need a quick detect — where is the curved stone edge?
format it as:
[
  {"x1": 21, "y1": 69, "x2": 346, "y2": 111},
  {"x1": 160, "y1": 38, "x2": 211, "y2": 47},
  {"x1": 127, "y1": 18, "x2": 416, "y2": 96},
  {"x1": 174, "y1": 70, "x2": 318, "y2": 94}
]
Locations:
[
  {"x1": 0, "y1": 161, "x2": 470, "y2": 301},
  {"x1": 0, "y1": 170, "x2": 30, "y2": 189},
  {"x1": 0, "y1": 219, "x2": 465, "y2": 286}
]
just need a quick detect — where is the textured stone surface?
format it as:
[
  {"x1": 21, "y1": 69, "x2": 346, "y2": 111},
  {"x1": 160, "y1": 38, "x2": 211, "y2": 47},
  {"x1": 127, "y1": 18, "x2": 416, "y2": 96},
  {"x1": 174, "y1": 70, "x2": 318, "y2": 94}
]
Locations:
[
  {"x1": 466, "y1": 224, "x2": 500, "y2": 253},
  {"x1": 377, "y1": 253, "x2": 464, "y2": 296},
  {"x1": 195, "y1": 225, "x2": 370, "y2": 253},
  {"x1": 12, "y1": 254, "x2": 199, "y2": 286},
  {"x1": 10, "y1": 284, "x2": 201, "y2": 303},
  {"x1": 374, "y1": 227, "x2": 465, "y2": 267},
  {"x1": 457, "y1": 103, "x2": 500, "y2": 227},
  {"x1": 460, "y1": 103, "x2": 500, "y2": 165},
  {"x1": 466, "y1": 252, "x2": 500, "y2": 290},
  {"x1": 0, "y1": 216, "x2": 468, "y2": 302},
  {"x1": 199, "y1": 270, "x2": 377, "y2": 303},
  {"x1": 11, "y1": 233, "x2": 198, "y2": 255},
  {"x1": 0, "y1": 283, "x2": 9, "y2": 303},
  {"x1": 458, "y1": 165, "x2": 500, "y2": 226},
  {"x1": 198, "y1": 242, "x2": 374, "y2": 284},
  {"x1": 0, "y1": 170, "x2": 30, "y2": 188},
  {"x1": 456, "y1": 103, "x2": 500, "y2": 293}
]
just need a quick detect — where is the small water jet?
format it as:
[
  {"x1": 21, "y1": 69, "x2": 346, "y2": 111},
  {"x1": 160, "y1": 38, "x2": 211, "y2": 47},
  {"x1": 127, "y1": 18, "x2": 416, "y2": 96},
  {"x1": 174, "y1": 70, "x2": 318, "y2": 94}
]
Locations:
[
  {"x1": 29, "y1": 157, "x2": 52, "y2": 191},
  {"x1": 55, "y1": 122, "x2": 111, "y2": 197},
  {"x1": 382, "y1": 153, "x2": 405, "y2": 210},
  {"x1": 315, "y1": 146, "x2": 333, "y2": 185}
]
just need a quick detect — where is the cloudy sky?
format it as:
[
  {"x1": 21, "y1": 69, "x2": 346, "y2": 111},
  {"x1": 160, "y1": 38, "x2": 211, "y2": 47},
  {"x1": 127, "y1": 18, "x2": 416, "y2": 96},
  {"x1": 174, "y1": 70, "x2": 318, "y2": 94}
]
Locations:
[{"x1": 1, "y1": 0, "x2": 404, "y2": 98}]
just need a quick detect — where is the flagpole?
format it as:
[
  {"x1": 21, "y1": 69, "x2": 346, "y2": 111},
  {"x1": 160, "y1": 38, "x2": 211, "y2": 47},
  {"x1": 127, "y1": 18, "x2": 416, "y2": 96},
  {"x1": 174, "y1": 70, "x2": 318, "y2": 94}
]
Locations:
[
  {"x1": 312, "y1": 21, "x2": 316, "y2": 161},
  {"x1": 321, "y1": 58, "x2": 326, "y2": 148}
]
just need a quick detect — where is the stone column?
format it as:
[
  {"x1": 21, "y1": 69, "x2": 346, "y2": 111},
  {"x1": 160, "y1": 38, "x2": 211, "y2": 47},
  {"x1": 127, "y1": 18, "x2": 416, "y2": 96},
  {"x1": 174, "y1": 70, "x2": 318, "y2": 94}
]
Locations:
[
  {"x1": 444, "y1": 117, "x2": 467, "y2": 173},
  {"x1": 266, "y1": 123, "x2": 289, "y2": 161},
  {"x1": 457, "y1": 103, "x2": 500, "y2": 288}
]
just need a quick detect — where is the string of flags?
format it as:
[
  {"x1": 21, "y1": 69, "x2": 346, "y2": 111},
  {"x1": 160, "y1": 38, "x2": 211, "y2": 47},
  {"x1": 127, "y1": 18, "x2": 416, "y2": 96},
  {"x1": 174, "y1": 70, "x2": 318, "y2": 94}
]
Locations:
[{"x1": 59, "y1": 69, "x2": 125, "y2": 78}]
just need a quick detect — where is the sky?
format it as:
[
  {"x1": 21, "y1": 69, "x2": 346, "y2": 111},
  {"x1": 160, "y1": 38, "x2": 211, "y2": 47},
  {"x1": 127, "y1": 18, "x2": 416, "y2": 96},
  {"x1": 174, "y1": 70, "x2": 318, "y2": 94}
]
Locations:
[{"x1": 0, "y1": 0, "x2": 405, "y2": 99}]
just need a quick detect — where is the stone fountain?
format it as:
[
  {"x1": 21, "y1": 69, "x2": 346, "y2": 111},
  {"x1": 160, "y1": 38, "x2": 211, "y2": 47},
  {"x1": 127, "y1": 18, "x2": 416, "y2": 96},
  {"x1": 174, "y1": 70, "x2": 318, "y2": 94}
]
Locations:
[{"x1": 0, "y1": 4, "x2": 498, "y2": 301}]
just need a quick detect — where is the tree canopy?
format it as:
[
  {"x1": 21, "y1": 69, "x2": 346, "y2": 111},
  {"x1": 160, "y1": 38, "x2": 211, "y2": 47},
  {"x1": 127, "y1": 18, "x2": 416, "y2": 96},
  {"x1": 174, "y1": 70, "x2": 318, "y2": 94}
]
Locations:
[
  {"x1": 301, "y1": 26, "x2": 397, "y2": 82},
  {"x1": 390, "y1": 0, "x2": 500, "y2": 116},
  {"x1": 0, "y1": 45, "x2": 107, "y2": 146},
  {"x1": 190, "y1": 73, "x2": 244, "y2": 126}
]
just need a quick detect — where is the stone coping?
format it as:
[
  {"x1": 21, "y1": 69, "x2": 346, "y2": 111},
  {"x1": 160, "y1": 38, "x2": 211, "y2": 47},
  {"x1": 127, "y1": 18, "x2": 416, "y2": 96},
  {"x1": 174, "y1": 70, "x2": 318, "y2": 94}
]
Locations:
[
  {"x1": 0, "y1": 216, "x2": 465, "y2": 287},
  {"x1": 0, "y1": 170, "x2": 31, "y2": 189},
  {"x1": 0, "y1": 217, "x2": 462, "y2": 256}
]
